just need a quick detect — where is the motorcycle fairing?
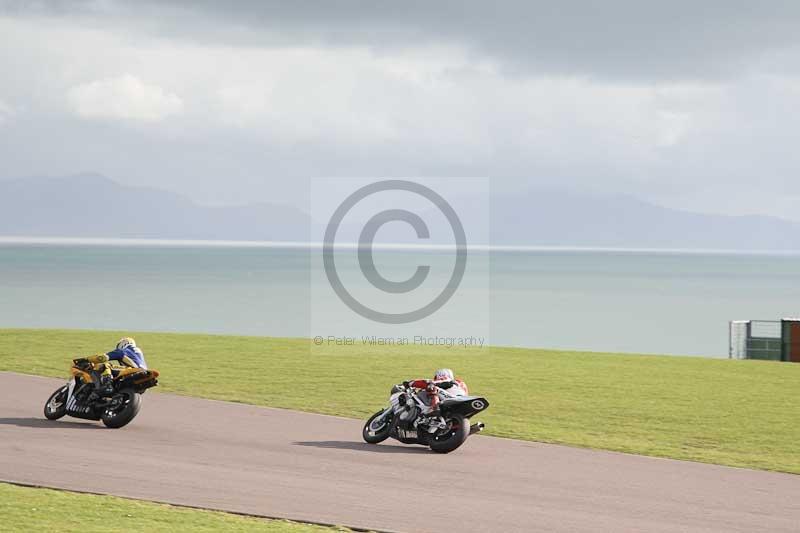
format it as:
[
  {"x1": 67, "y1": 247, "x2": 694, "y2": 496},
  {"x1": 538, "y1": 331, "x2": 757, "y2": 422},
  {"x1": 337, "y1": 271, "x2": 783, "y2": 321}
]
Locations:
[{"x1": 440, "y1": 396, "x2": 490, "y2": 418}]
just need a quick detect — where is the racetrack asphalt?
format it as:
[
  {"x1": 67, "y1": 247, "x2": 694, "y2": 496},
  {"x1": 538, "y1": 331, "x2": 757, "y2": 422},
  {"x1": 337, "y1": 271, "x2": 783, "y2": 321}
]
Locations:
[{"x1": 1, "y1": 372, "x2": 798, "y2": 532}]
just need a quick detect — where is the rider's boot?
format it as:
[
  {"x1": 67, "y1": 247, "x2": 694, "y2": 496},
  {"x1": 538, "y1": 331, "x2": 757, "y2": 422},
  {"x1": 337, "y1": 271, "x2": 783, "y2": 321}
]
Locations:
[
  {"x1": 420, "y1": 406, "x2": 445, "y2": 432},
  {"x1": 97, "y1": 374, "x2": 114, "y2": 397},
  {"x1": 426, "y1": 417, "x2": 446, "y2": 432}
]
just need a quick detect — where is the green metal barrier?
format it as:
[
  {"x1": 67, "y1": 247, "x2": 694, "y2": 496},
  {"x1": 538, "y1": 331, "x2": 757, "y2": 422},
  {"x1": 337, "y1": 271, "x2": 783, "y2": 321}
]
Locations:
[{"x1": 746, "y1": 337, "x2": 783, "y2": 361}]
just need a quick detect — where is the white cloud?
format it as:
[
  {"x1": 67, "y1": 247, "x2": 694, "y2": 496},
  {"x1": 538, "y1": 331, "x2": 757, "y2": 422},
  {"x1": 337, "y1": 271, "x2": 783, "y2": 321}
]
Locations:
[{"x1": 67, "y1": 74, "x2": 183, "y2": 122}]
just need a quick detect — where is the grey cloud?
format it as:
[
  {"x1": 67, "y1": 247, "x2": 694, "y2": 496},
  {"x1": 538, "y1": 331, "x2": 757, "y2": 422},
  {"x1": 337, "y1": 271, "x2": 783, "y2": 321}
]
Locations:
[
  {"x1": 7, "y1": 0, "x2": 800, "y2": 81},
  {"x1": 1, "y1": 1, "x2": 800, "y2": 222}
]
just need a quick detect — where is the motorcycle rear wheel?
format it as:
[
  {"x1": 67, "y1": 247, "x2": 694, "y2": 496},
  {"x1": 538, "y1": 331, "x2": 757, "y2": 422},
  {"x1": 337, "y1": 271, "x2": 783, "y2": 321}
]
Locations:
[
  {"x1": 101, "y1": 388, "x2": 141, "y2": 428},
  {"x1": 43, "y1": 386, "x2": 68, "y2": 420},
  {"x1": 362, "y1": 409, "x2": 392, "y2": 444},
  {"x1": 428, "y1": 413, "x2": 470, "y2": 454}
]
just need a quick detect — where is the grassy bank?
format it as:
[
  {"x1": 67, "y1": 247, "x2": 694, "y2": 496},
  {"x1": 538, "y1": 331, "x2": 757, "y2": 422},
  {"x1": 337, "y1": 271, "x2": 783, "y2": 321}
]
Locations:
[
  {"x1": 0, "y1": 483, "x2": 345, "y2": 533},
  {"x1": 1, "y1": 328, "x2": 798, "y2": 474}
]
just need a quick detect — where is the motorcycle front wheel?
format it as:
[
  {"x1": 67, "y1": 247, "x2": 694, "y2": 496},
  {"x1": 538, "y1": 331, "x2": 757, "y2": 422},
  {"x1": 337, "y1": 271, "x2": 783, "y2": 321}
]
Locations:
[
  {"x1": 43, "y1": 386, "x2": 68, "y2": 420},
  {"x1": 101, "y1": 388, "x2": 141, "y2": 428},
  {"x1": 362, "y1": 409, "x2": 392, "y2": 444},
  {"x1": 428, "y1": 413, "x2": 470, "y2": 454}
]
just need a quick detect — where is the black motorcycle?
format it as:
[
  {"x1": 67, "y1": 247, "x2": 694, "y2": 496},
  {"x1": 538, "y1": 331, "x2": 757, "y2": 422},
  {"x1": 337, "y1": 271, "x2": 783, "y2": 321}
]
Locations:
[{"x1": 362, "y1": 381, "x2": 489, "y2": 453}]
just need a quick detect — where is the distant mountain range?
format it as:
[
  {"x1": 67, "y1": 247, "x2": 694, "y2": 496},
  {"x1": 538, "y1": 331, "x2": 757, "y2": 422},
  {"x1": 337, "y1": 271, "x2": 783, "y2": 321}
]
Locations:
[
  {"x1": 1, "y1": 174, "x2": 799, "y2": 250},
  {"x1": 0, "y1": 174, "x2": 310, "y2": 241},
  {"x1": 488, "y1": 188, "x2": 800, "y2": 250}
]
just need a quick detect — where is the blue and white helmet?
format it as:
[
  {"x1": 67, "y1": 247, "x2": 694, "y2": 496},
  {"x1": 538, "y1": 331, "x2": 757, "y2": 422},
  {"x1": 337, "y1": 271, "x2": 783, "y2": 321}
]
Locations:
[{"x1": 116, "y1": 337, "x2": 136, "y2": 351}]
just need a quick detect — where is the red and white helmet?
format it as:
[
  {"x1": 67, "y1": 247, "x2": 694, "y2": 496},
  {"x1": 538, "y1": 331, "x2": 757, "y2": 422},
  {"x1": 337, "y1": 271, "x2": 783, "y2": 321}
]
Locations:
[{"x1": 433, "y1": 368, "x2": 454, "y2": 381}]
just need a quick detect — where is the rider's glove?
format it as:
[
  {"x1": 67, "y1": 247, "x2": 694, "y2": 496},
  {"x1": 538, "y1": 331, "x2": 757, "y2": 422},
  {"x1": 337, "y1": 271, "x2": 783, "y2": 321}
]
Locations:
[{"x1": 73, "y1": 358, "x2": 92, "y2": 371}]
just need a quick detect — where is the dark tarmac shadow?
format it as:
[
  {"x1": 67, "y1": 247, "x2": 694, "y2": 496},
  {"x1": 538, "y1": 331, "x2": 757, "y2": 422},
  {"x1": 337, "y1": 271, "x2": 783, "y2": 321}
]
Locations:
[
  {"x1": 293, "y1": 440, "x2": 431, "y2": 454},
  {"x1": 0, "y1": 417, "x2": 104, "y2": 430}
]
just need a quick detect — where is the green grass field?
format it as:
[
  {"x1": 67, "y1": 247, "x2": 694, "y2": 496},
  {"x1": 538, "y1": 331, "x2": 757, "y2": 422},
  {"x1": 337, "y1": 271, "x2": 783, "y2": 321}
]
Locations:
[
  {"x1": 1, "y1": 328, "x2": 799, "y2": 474},
  {"x1": 0, "y1": 483, "x2": 345, "y2": 533}
]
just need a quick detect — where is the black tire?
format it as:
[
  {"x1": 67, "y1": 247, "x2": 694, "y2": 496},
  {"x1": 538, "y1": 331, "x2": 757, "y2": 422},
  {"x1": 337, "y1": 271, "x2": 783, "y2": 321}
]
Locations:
[
  {"x1": 362, "y1": 409, "x2": 392, "y2": 444},
  {"x1": 101, "y1": 388, "x2": 141, "y2": 428},
  {"x1": 43, "y1": 386, "x2": 68, "y2": 420},
  {"x1": 428, "y1": 413, "x2": 470, "y2": 454}
]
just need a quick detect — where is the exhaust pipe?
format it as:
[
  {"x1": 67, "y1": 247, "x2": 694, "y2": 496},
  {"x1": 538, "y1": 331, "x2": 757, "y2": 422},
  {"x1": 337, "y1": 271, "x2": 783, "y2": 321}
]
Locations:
[{"x1": 469, "y1": 422, "x2": 485, "y2": 435}]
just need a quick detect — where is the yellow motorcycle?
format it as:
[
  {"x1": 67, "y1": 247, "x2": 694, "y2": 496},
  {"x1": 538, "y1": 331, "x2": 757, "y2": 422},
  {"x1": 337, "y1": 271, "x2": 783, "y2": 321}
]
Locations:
[{"x1": 43, "y1": 360, "x2": 159, "y2": 428}]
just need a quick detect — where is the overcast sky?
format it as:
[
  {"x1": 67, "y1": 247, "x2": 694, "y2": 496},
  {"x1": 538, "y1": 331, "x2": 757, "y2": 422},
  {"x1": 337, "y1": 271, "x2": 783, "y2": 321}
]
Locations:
[{"x1": 1, "y1": 1, "x2": 800, "y2": 220}]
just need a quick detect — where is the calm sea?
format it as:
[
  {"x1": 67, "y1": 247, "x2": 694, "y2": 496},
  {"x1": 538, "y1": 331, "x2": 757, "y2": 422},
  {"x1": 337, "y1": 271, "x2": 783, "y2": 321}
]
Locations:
[{"x1": 1, "y1": 241, "x2": 799, "y2": 357}]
